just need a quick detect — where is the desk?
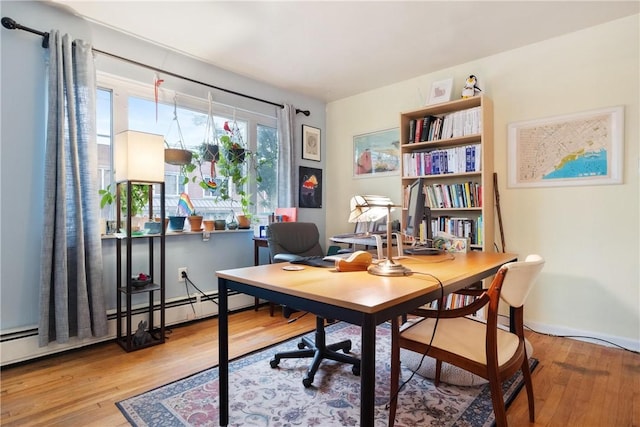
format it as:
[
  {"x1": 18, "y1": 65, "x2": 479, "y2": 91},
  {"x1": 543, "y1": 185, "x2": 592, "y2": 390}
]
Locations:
[
  {"x1": 217, "y1": 251, "x2": 516, "y2": 427},
  {"x1": 252, "y1": 237, "x2": 270, "y2": 312}
]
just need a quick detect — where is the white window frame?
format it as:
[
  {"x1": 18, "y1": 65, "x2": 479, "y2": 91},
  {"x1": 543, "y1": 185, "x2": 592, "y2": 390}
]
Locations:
[{"x1": 97, "y1": 72, "x2": 278, "y2": 216}]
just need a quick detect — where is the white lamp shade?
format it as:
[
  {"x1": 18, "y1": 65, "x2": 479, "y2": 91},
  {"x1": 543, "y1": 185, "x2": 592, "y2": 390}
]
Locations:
[
  {"x1": 348, "y1": 195, "x2": 394, "y2": 223},
  {"x1": 115, "y1": 130, "x2": 165, "y2": 182}
]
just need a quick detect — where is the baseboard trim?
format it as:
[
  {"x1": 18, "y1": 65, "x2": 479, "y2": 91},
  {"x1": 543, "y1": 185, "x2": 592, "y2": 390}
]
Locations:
[
  {"x1": 0, "y1": 291, "x2": 257, "y2": 367},
  {"x1": 525, "y1": 319, "x2": 639, "y2": 353}
]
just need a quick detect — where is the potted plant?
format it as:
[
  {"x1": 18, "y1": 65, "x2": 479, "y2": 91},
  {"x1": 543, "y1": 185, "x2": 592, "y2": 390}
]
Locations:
[
  {"x1": 164, "y1": 95, "x2": 194, "y2": 169},
  {"x1": 216, "y1": 120, "x2": 264, "y2": 225},
  {"x1": 200, "y1": 142, "x2": 219, "y2": 163},
  {"x1": 200, "y1": 93, "x2": 220, "y2": 163},
  {"x1": 187, "y1": 210, "x2": 203, "y2": 231},
  {"x1": 99, "y1": 183, "x2": 150, "y2": 231},
  {"x1": 99, "y1": 183, "x2": 149, "y2": 217}
]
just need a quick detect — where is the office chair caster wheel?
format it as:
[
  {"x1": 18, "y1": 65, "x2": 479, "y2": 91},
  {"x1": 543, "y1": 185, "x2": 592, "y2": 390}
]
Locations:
[
  {"x1": 352, "y1": 364, "x2": 360, "y2": 376},
  {"x1": 270, "y1": 358, "x2": 280, "y2": 368},
  {"x1": 302, "y1": 376, "x2": 314, "y2": 388}
]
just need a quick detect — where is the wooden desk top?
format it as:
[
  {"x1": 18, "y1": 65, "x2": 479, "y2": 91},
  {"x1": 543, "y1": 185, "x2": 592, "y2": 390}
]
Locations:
[{"x1": 217, "y1": 252, "x2": 516, "y2": 315}]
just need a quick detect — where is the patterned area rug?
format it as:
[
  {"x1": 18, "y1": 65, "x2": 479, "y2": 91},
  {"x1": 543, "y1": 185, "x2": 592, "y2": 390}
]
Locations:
[{"x1": 117, "y1": 322, "x2": 537, "y2": 426}]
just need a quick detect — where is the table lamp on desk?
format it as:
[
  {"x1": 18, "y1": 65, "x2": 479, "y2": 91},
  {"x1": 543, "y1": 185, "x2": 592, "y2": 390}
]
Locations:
[{"x1": 349, "y1": 195, "x2": 411, "y2": 277}]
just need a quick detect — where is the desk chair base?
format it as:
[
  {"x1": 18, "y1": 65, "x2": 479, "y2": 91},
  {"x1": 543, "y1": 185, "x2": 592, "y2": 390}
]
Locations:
[{"x1": 270, "y1": 317, "x2": 361, "y2": 387}]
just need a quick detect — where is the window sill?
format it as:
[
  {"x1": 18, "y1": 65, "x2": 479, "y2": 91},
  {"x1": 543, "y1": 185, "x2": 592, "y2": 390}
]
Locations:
[{"x1": 101, "y1": 228, "x2": 253, "y2": 239}]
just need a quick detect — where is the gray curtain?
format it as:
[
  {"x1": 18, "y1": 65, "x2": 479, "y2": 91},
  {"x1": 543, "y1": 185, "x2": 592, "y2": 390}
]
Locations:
[
  {"x1": 276, "y1": 104, "x2": 295, "y2": 207},
  {"x1": 39, "y1": 31, "x2": 107, "y2": 346}
]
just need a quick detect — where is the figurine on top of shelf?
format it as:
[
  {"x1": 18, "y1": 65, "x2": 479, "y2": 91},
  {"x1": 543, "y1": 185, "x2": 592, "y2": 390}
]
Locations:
[{"x1": 461, "y1": 75, "x2": 482, "y2": 98}]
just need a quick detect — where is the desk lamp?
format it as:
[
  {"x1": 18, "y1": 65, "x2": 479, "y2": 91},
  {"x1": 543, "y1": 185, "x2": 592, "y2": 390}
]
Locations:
[
  {"x1": 349, "y1": 195, "x2": 411, "y2": 277},
  {"x1": 348, "y1": 194, "x2": 388, "y2": 236}
]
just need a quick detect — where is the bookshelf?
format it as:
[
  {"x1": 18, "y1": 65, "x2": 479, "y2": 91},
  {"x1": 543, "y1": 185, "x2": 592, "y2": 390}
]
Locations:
[{"x1": 400, "y1": 96, "x2": 494, "y2": 252}]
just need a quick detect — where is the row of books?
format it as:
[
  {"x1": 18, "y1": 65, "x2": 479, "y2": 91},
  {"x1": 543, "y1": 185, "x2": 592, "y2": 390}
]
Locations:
[
  {"x1": 427, "y1": 215, "x2": 483, "y2": 246},
  {"x1": 424, "y1": 182, "x2": 483, "y2": 209},
  {"x1": 402, "y1": 143, "x2": 481, "y2": 177},
  {"x1": 422, "y1": 292, "x2": 480, "y2": 311},
  {"x1": 421, "y1": 292, "x2": 488, "y2": 318},
  {"x1": 407, "y1": 106, "x2": 482, "y2": 143}
]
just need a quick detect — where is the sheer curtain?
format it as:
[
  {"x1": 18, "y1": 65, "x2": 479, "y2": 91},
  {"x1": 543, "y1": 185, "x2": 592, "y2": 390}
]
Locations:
[
  {"x1": 276, "y1": 104, "x2": 295, "y2": 207},
  {"x1": 39, "y1": 30, "x2": 107, "y2": 346}
]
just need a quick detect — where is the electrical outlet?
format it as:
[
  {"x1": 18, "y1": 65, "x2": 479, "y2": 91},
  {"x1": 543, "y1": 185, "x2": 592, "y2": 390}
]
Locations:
[{"x1": 178, "y1": 267, "x2": 187, "y2": 282}]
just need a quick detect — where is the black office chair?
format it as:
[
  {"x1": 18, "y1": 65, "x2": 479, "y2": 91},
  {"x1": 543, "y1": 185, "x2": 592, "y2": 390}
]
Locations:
[{"x1": 266, "y1": 222, "x2": 361, "y2": 387}]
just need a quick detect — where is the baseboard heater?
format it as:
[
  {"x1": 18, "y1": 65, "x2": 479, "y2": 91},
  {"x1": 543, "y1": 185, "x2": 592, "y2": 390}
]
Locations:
[{"x1": 0, "y1": 289, "x2": 253, "y2": 366}]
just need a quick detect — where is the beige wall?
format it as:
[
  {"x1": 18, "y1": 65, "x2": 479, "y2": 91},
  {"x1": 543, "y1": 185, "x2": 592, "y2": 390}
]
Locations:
[{"x1": 326, "y1": 15, "x2": 639, "y2": 349}]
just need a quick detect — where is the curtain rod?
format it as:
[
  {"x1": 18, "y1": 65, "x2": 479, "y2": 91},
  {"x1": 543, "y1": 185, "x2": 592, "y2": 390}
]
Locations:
[{"x1": 1, "y1": 16, "x2": 311, "y2": 116}]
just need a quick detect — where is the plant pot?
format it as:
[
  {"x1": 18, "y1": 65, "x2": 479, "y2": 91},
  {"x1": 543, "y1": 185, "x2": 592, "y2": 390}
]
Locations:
[
  {"x1": 168, "y1": 216, "x2": 186, "y2": 231},
  {"x1": 227, "y1": 147, "x2": 246, "y2": 163},
  {"x1": 143, "y1": 221, "x2": 162, "y2": 235},
  {"x1": 201, "y1": 144, "x2": 219, "y2": 162},
  {"x1": 188, "y1": 215, "x2": 203, "y2": 231},
  {"x1": 106, "y1": 220, "x2": 118, "y2": 235},
  {"x1": 165, "y1": 148, "x2": 193, "y2": 165},
  {"x1": 202, "y1": 220, "x2": 215, "y2": 232},
  {"x1": 237, "y1": 214, "x2": 251, "y2": 229},
  {"x1": 214, "y1": 219, "x2": 226, "y2": 230}
]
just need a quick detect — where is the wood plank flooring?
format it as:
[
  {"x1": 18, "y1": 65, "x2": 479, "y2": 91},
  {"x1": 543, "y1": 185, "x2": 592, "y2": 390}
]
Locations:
[{"x1": 1, "y1": 307, "x2": 638, "y2": 426}]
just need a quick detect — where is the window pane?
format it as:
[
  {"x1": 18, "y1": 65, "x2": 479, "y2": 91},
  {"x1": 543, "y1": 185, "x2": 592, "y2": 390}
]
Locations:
[
  {"x1": 97, "y1": 88, "x2": 113, "y2": 219},
  {"x1": 257, "y1": 124, "x2": 278, "y2": 214},
  {"x1": 127, "y1": 96, "x2": 252, "y2": 218}
]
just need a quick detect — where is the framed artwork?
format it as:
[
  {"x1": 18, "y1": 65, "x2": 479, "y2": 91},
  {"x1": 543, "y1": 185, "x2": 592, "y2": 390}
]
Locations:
[
  {"x1": 301, "y1": 125, "x2": 321, "y2": 161},
  {"x1": 299, "y1": 166, "x2": 322, "y2": 208},
  {"x1": 353, "y1": 128, "x2": 400, "y2": 178},
  {"x1": 427, "y1": 78, "x2": 453, "y2": 105},
  {"x1": 507, "y1": 106, "x2": 624, "y2": 188}
]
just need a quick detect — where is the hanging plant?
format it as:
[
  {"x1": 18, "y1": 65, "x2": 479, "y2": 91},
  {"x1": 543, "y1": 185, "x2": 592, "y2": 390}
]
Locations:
[
  {"x1": 216, "y1": 119, "x2": 264, "y2": 218},
  {"x1": 198, "y1": 92, "x2": 221, "y2": 192},
  {"x1": 164, "y1": 95, "x2": 194, "y2": 168}
]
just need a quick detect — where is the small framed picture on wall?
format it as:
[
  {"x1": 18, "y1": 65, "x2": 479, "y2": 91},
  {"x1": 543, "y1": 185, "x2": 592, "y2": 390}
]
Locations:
[
  {"x1": 302, "y1": 125, "x2": 321, "y2": 161},
  {"x1": 299, "y1": 166, "x2": 322, "y2": 208}
]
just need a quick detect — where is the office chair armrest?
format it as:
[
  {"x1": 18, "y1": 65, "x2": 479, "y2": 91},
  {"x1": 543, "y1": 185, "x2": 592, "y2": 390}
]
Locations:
[{"x1": 273, "y1": 253, "x2": 304, "y2": 263}]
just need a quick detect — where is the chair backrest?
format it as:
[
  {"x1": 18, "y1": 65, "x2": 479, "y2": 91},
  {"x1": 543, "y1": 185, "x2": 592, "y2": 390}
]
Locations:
[
  {"x1": 266, "y1": 222, "x2": 324, "y2": 258},
  {"x1": 499, "y1": 254, "x2": 545, "y2": 308}
]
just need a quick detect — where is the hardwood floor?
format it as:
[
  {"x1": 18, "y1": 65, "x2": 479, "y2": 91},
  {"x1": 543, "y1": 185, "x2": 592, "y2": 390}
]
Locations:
[{"x1": 1, "y1": 307, "x2": 638, "y2": 426}]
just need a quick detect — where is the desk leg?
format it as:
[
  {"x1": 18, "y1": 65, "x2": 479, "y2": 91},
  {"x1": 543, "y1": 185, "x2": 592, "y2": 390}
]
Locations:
[
  {"x1": 360, "y1": 316, "x2": 376, "y2": 426},
  {"x1": 218, "y1": 278, "x2": 229, "y2": 426}
]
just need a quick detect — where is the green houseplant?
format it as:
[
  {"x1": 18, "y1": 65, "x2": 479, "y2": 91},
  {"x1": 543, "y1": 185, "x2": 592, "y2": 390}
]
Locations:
[
  {"x1": 215, "y1": 120, "x2": 264, "y2": 223},
  {"x1": 99, "y1": 183, "x2": 150, "y2": 218}
]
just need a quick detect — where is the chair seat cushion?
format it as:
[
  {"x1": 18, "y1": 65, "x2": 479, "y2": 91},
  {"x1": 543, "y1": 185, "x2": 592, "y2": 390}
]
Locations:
[{"x1": 399, "y1": 316, "x2": 532, "y2": 386}]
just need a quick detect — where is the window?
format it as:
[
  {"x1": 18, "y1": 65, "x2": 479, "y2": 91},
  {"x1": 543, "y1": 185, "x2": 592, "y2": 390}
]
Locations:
[
  {"x1": 97, "y1": 88, "x2": 113, "y2": 219},
  {"x1": 96, "y1": 74, "x2": 278, "y2": 220}
]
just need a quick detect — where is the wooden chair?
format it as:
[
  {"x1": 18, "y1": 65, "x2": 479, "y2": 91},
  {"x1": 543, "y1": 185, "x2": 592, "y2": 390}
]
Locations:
[{"x1": 389, "y1": 254, "x2": 545, "y2": 427}]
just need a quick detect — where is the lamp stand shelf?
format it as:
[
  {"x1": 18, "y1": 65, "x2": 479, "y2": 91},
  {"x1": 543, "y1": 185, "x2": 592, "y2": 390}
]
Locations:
[{"x1": 115, "y1": 180, "x2": 166, "y2": 352}]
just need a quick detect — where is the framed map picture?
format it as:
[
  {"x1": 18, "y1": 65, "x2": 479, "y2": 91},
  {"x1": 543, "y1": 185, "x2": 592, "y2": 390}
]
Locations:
[
  {"x1": 507, "y1": 106, "x2": 623, "y2": 188},
  {"x1": 353, "y1": 128, "x2": 400, "y2": 178}
]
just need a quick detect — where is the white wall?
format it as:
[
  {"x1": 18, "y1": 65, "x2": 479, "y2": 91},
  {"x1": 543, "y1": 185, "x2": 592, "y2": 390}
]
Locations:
[{"x1": 326, "y1": 15, "x2": 639, "y2": 349}]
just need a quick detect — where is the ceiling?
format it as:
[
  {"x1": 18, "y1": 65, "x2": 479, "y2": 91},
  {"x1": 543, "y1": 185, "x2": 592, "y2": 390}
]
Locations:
[{"x1": 51, "y1": 1, "x2": 639, "y2": 102}]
